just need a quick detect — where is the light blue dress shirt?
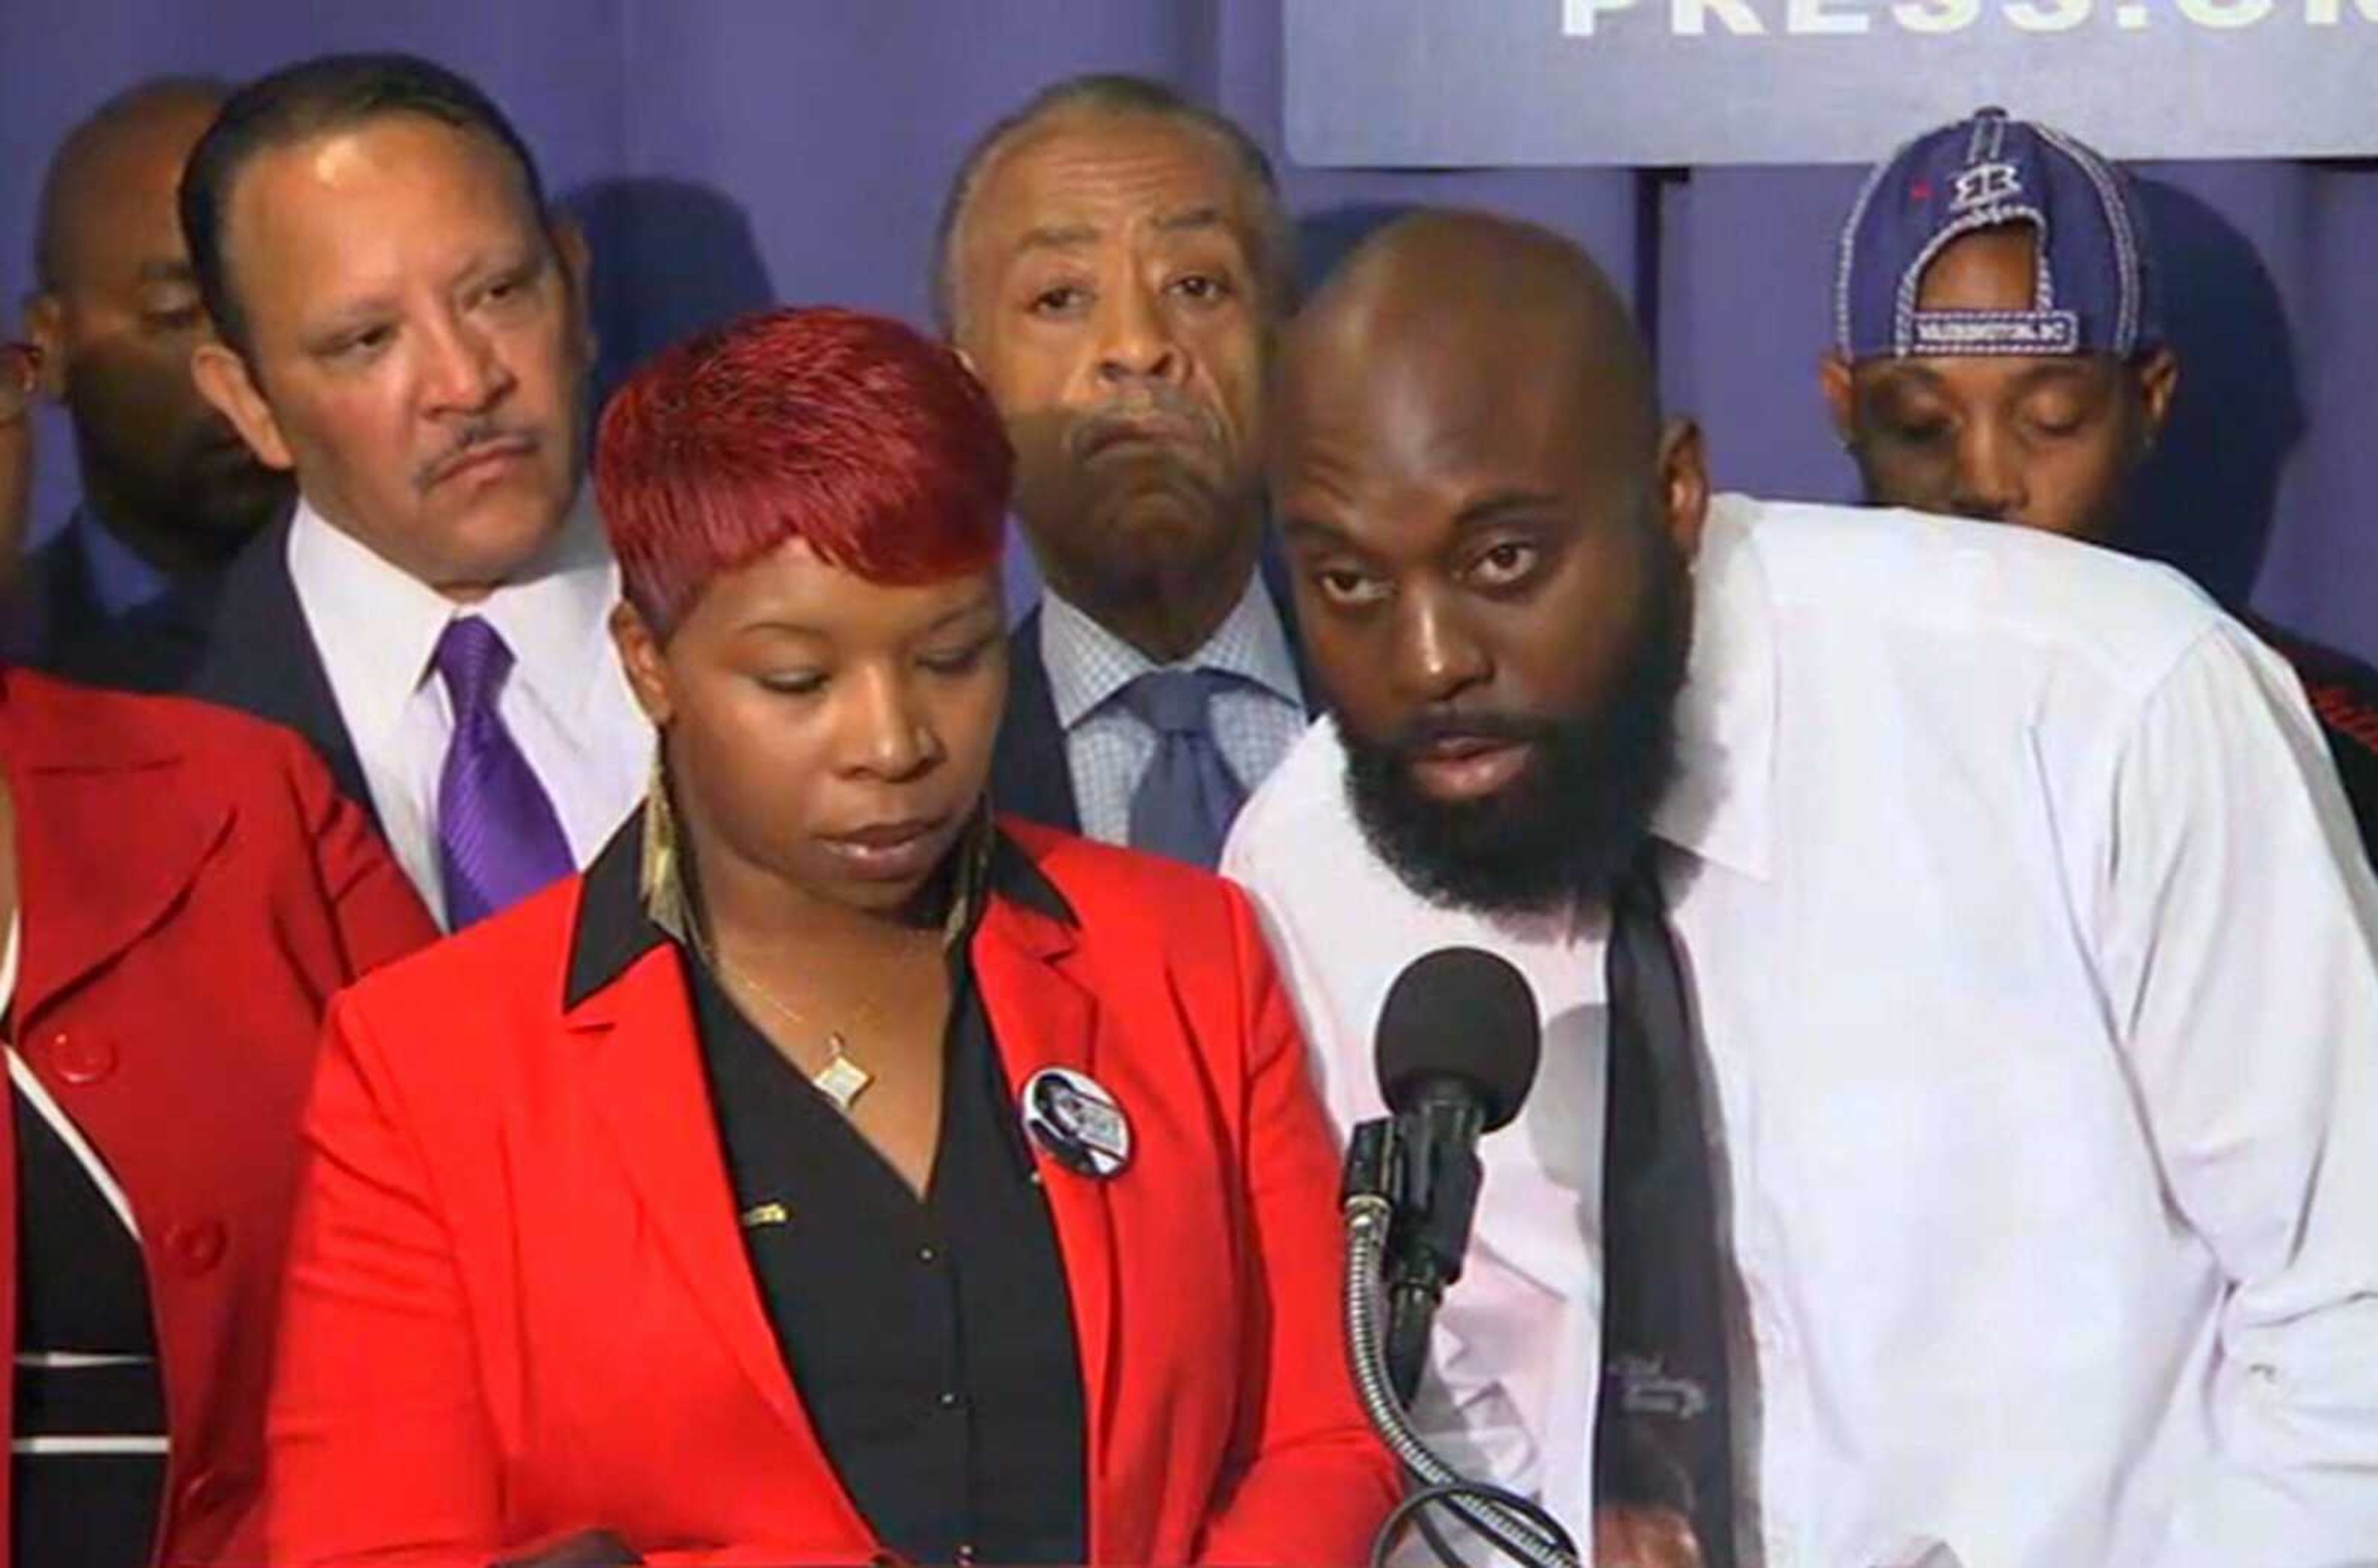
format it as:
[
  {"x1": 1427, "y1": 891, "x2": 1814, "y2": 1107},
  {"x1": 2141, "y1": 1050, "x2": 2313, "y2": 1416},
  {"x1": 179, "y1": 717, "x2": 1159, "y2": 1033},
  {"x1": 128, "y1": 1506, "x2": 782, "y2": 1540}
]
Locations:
[{"x1": 1037, "y1": 572, "x2": 1307, "y2": 847}]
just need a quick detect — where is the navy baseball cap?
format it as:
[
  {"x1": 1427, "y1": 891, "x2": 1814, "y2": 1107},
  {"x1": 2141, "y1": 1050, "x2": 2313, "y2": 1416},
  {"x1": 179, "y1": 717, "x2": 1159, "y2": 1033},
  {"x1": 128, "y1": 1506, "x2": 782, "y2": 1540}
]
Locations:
[{"x1": 1834, "y1": 107, "x2": 2160, "y2": 363}]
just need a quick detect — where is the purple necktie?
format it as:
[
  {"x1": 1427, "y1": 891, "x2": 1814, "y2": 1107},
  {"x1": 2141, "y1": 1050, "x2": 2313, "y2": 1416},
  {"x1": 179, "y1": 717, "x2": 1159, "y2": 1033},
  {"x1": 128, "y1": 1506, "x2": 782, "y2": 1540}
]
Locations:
[{"x1": 433, "y1": 616, "x2": 574, "y2": 928}]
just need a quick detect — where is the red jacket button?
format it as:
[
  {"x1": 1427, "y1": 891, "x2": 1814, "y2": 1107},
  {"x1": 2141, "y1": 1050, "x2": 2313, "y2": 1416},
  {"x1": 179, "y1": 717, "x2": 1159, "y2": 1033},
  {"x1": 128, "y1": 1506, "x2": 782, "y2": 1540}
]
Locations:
[
  {"x1": 166, "y1": 1221, "x2": 227, "y2": 1274},
  {"x1": 48, "y1": 1030, "x2": 116, "y2": 1086}
]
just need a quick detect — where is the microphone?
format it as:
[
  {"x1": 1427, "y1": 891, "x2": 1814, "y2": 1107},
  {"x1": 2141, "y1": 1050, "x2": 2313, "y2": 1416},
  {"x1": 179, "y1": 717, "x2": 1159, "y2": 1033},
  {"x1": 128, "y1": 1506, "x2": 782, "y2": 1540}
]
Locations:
[
  {"x1": 1366, "y1": 947, "x2": 1542, "y2": 1403},
  {"x1": 1339, "y1": 948, "x2": 1573, "y2": 1568}
]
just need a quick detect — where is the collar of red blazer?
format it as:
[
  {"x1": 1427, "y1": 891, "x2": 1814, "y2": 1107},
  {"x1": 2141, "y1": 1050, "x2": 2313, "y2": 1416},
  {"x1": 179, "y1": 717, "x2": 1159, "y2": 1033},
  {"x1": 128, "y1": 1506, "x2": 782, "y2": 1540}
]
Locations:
[
  {"x1": 562, "y1": 809, "x2": 1081, "y2": 1013},
  {"x1": 0, "y1": 664, "x2": 239, "y2": 1023}
]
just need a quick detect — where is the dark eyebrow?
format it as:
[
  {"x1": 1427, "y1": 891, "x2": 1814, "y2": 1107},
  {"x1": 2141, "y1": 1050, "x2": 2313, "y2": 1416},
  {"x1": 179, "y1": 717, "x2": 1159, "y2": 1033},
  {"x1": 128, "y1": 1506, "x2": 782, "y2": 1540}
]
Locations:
[
  {"x1": 1016, "y1": 222, "x2": 1100, "y2": 256},
  {"x1": 921, "y1": 595, "x2": 1004, "y2": 634},
  {"x1": 1281, "y1": 513, "x2": 1356, "y2": 549},
  {"x1": 1451, "y1": 490, "x2": 1564, "y2": 531},
  {"x1": 735, "y1": 592, "x2": 1003, "y2": 643},
  {"x1": 1152, "y1": 206, "x2": 1224, "y2": 236},
  {"x1": 1862, "y1": 361, "x2": 1947, "y2": 391},
  {"x1": 2005, "y1": 359, "x2": 2108, "y2": 393}
]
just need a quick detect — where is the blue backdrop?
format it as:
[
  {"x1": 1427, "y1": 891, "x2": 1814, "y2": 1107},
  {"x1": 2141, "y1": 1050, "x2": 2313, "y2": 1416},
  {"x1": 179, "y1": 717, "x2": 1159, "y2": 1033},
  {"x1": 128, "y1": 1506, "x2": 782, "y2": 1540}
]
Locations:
[{"x1": 2, "y1": 0, "x2": 2369, "y2": 661}]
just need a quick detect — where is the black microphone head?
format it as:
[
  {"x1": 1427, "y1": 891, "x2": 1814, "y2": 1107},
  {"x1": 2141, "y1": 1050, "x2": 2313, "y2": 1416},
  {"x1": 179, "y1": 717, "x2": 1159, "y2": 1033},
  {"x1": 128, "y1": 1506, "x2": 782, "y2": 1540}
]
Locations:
[{"x1": 1374, "y1": 946, "x2": 1541, "y2": 1131}]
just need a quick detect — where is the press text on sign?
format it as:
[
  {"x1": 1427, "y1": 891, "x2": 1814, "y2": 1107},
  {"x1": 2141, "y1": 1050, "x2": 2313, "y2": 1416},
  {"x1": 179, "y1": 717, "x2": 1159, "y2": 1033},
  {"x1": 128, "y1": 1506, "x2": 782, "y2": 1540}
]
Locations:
[{"x1": 1561, "y1": 0, "x2": 2378, "y2": 37}]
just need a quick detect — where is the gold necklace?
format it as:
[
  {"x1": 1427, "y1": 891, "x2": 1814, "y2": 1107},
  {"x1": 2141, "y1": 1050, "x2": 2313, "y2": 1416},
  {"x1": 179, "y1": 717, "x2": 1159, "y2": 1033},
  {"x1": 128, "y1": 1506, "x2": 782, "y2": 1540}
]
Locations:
[{"x1": 702, "y1": 943, "x2": 876, "y2": 1114}]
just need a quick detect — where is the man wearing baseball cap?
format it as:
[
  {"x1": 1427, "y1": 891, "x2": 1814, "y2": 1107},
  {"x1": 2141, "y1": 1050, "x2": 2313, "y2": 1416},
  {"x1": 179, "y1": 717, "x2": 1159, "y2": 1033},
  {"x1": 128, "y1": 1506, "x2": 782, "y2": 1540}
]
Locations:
[{"x1": 1823, "y1": 107, "x2": 2378, "y2": 852}]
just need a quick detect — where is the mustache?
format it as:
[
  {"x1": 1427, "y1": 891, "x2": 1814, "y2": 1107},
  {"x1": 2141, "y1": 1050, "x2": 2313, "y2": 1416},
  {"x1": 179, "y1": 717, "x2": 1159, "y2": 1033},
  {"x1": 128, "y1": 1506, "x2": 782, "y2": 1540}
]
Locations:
[
  {"x1": 1379, "y1": 709, "x2": 1561, "y2": 759},
  {"x1": 413, "y1": 420, "x2": 541, "y2": 491},
  {"x1": 1063, "y1": 385, "x2": 1222, "y2": 463}
]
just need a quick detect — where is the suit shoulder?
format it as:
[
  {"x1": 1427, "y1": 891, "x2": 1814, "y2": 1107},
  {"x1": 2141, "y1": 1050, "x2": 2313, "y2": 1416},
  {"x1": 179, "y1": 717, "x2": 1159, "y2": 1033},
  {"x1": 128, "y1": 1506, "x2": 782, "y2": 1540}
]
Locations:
[
  {"x1": 9, "y1": 668, "x2": 316, "y2": 771},
  {"x1": 339, "y1": 873, "x2": 578, "y2": 1021},
  {"x1": 53, "y1": 585, "x2": 212, "y2": 692}
]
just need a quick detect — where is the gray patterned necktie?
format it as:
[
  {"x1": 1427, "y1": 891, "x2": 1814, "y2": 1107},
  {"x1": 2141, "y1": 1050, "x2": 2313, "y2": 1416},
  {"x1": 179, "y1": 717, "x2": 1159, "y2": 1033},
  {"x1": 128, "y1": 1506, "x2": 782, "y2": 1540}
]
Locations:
[{"x1": 1118, "y1": 668, "x2": 1247, "y2": 869}]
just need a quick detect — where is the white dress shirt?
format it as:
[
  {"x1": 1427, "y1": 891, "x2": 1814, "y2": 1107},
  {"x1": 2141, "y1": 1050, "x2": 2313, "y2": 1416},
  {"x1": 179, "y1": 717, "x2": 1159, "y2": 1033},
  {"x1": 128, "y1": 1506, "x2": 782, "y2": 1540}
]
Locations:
[
  {"x1": 287, "y1": 492, "x2": 652, "y2": 928},
  {"x1": 1222, "y1": 494, "x2": 2378, "y2": 1568},
  {"x1": 1039, "y1": 572, "x2": 1307, "y2": 845}
]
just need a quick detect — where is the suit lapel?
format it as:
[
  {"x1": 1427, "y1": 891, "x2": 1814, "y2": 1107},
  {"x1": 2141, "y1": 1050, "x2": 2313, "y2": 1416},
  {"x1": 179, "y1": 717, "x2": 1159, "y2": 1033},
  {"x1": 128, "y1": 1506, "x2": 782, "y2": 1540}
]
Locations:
[
  {"x1": 188, "y1": 517, "x2": 377, "y2": 826},
  {"x1": 990, "y1": 612, "x2": 1083, "y2": 835},
  {"x1": 557, "y1": 825, "x2": 878, "y2": 1542},
  {"x1": 3, "y1": 677, "x2": 233, "y2": 1022},
  {"x1": 970, "y1": 870, "x2": 1120, "y2": 1549},
  {"x1": 568, "y1": 949, "x2": 822, "y2": 1439}
]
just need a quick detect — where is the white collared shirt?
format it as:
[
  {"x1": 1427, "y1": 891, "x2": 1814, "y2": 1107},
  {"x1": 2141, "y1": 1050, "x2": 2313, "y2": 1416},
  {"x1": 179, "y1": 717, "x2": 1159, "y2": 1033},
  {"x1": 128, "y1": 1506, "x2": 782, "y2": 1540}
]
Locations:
[
  {"x1": 286, "y1": 492, "x2": 652, "y2": 928},
  {"x1": 1039, "y1": 571, "x2": 1306, "y2": 845},
  {"x1": 1222, "y1": 494, "x2": 2378, "y2": 1568}
]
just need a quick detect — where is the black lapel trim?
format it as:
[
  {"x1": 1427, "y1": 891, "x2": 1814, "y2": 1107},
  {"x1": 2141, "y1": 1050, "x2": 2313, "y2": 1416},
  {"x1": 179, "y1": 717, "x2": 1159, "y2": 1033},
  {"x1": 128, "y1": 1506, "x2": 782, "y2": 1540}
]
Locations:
[
  {"x1": 563, "y1": 811, "x2": 667, "y2": 1010},
  {"x1": 985, "y1": 825, "x2": 1076, "y2": 926},
  {"x1": 562, "y1": 813, "x2": 1072, "y2": 1013}
]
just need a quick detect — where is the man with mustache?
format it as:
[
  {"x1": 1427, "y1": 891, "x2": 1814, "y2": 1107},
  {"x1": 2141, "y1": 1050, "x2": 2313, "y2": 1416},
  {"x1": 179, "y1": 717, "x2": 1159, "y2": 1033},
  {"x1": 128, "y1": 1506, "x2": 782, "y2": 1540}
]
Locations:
[
  {"x1": 124, "y1": 52, "x2": 648, "y2": 929},
  {"x1": 936, "y1": 75, "x2": 1309, "y2": 869},
  {"x1": 12, "y1": 77, "x2": 290, "y2": 670},
  {"x1": 1224, "y1": 210, "x2": 2378, "y2": 1567}
]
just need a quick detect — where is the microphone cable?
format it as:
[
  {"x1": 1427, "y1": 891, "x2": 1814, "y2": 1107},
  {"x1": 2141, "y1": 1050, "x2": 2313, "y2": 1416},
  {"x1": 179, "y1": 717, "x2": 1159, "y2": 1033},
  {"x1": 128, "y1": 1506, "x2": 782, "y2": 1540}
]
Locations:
[{"x1": 1346, "y1": 1191, "x2": 1581, "y2": 1568}]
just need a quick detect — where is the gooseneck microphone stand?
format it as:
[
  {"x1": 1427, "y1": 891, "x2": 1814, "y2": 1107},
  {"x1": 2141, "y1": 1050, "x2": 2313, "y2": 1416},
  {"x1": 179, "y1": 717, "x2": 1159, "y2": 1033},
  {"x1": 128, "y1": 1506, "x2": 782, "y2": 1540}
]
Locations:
[{"x1": 1343, "y1": 1119, "x2": 1581, "y2": 1568}]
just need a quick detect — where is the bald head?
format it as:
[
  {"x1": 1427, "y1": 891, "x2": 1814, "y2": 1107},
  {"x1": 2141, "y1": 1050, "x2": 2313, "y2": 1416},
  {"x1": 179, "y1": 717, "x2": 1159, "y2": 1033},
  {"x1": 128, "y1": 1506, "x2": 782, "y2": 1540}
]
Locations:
[
  {"x1": 35, "y1": 77, "x2": 229, "y2": 292},
  {"x1": 25, "y1": 75, "x2": 288, "y2": 578},
  {"x1": 1286, "y1": 209, "x2": 1661, "y2": 467}
]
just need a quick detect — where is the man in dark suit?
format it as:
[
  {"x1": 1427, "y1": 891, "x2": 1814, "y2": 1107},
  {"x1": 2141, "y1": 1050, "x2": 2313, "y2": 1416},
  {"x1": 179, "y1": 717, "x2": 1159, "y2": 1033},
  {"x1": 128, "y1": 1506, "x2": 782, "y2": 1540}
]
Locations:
[
  {"x1": 13, "y1": 77, "x2": 289, "y2": 671},
  {"x1": 107, "y1": 53, "x2": 650, "y2": 931},
  {"x1": 935, "y1": 76, "x2": 1310, "y2": 870}
]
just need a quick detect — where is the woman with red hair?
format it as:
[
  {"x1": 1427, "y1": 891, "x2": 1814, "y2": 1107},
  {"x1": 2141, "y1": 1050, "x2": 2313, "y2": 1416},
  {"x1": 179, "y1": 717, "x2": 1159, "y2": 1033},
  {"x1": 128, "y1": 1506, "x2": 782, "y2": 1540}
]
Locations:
[{"x1": 265, "y1": 307, "x2": 1395, "y2": 1567}]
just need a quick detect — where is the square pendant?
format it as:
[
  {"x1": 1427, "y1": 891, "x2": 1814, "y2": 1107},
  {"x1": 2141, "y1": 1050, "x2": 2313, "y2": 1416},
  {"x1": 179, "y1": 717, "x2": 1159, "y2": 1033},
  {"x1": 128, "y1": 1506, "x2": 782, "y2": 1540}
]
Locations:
[{"x1": 811, "y1": 1052, "x2": 873, "y2": 1112}]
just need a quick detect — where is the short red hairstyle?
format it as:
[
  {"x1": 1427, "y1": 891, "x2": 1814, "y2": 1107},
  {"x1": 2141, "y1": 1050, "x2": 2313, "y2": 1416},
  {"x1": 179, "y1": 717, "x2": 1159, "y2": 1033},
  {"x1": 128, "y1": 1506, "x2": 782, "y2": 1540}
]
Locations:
[{"x1": 594, "y1": 305, "x2": 1011, "y2": 635}]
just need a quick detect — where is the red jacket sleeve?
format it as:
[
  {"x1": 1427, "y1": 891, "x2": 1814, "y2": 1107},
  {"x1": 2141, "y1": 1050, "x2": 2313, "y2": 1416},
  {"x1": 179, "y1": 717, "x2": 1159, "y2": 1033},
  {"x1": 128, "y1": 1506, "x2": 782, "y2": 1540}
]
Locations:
[
  {"x1": 267, "y1": 990, "x2": 507, "y2": 1567},
  {"x1": 1193, "y1": 883, "x2": 1401, "y2": 1566},
  {"x1": 272, "y1": 724, "x2": 438, "y2": 979}
]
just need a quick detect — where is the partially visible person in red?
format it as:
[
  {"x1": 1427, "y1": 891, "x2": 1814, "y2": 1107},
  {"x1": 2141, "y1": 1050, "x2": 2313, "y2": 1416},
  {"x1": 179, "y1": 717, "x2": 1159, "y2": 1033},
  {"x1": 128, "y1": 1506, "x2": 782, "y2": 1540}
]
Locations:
[
  {"x1": 0, "y1": 332, "x2": 436, "y2": 1568},
  {"x1": 264, "y1": 306, "x2": 1396, "y2": 1568}
]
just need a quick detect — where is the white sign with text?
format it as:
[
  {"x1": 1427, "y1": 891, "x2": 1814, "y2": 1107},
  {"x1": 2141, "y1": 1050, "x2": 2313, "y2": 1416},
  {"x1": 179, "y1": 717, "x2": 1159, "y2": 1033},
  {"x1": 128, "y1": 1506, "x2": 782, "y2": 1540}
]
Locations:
[{"x1": 1284, "y1": 0, "x2": 2378, "y2": 165}]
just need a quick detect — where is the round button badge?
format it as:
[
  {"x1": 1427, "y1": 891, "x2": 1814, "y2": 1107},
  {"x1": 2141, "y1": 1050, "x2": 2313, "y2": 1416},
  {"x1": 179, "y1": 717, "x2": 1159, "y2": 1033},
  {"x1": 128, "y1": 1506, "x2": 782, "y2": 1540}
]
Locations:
[{"x1": 1019, "y1": 1066, "x2": 1132, "y2": 1179}]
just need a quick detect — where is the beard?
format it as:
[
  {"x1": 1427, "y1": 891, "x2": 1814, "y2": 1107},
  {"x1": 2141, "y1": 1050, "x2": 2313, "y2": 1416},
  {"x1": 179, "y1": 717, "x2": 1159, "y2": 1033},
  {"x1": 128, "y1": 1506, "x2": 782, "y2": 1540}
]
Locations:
[{"x1": 1341, "y1": 525, "x2": 1691, "y2": 915}]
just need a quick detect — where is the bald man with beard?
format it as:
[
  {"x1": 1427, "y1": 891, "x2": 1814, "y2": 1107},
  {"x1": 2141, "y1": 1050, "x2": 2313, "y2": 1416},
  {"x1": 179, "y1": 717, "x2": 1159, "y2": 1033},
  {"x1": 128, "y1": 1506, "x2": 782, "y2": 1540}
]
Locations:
[{"x1": 1223, "y1": 210, "x2": 2378, "y2": 1568}]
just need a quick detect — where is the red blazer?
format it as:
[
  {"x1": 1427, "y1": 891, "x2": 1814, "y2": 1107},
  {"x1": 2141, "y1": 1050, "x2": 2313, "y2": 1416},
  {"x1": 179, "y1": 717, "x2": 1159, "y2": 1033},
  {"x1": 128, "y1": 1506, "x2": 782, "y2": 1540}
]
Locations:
[
  {"x1": 268, "y1": 819, "x2": 1397, "y2": 1567},
  {"x1": 0, "y1": 668, "x2": 436, "y2": 1568}
]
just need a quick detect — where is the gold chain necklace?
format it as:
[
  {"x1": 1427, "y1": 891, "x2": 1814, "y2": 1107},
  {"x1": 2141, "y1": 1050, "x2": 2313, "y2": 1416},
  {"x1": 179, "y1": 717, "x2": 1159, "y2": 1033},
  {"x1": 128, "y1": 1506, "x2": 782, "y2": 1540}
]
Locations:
[{"x1": 699, "y1": 941, "x2": 877, "y2": 1115}]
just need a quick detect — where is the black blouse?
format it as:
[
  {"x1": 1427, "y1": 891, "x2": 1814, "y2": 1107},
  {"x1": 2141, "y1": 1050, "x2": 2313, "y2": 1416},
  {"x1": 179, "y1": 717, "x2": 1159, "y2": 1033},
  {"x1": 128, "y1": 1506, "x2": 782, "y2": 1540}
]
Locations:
[
  {"x1": 9, "y1": 1063, "x2": 167, "y2": 1568},
  {"x1": 684, "y1": 937, "x2": 1088, "y2": 1566}
]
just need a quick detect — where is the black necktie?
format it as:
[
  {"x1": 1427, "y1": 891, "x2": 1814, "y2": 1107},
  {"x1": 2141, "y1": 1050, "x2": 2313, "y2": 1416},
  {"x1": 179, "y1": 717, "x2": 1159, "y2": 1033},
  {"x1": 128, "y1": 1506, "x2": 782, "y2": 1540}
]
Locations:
[{"x1": 1594, "y1": 847, "x2": 1736, "y2": 1567}]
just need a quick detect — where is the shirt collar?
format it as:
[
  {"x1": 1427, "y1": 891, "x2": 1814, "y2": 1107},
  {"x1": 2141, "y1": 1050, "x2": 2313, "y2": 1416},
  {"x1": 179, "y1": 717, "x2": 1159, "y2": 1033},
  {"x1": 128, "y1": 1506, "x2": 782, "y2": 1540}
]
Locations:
[
  {"x1": 285, "y1": 486, "x2": 621, "y2": 746},
  {"x1": 1037, "y1": 567, "x2": 1302, "y2": 730},
  {"x1": 1650, "y1": 492, "x2": 1777, "y2": 882},
  {"x1": 69, "y1": 508, "x2": 173, "y2": 621},
  {"x1": 563, "y1": 808, "x2": 1077, "y2": 1012}
]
